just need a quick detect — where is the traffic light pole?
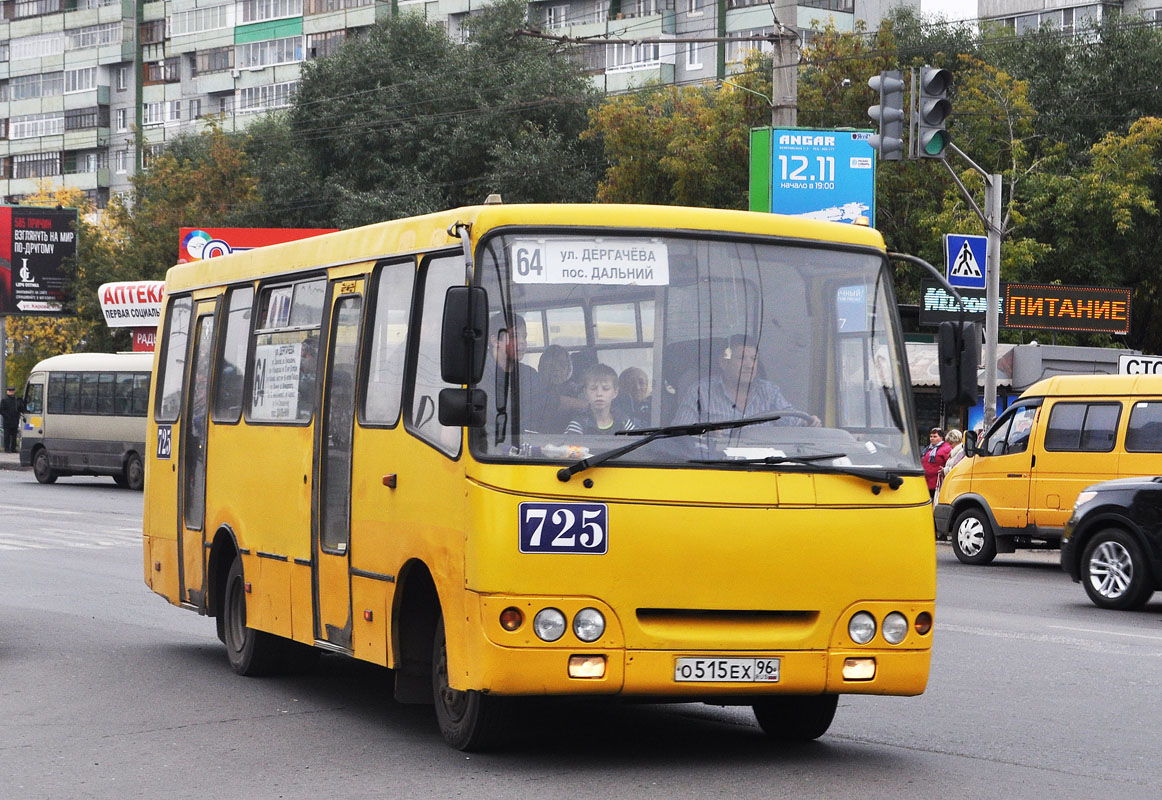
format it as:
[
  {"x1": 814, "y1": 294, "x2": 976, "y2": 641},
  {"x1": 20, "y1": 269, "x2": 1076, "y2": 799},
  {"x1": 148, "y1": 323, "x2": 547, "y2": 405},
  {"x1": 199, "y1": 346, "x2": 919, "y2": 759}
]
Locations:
[{"x1": 943, "y1": 141, "x2": 1004, "y2": 428}]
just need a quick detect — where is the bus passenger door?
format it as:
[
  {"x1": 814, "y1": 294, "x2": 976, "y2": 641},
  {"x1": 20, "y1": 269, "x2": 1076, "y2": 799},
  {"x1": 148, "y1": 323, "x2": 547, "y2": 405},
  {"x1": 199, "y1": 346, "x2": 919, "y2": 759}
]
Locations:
[
  {"x1": 314, "y1": 281, "x2": 364, "y2": 648},
  {"x1": 178, "y1": 302, "x2": 218, "y2": 608}
]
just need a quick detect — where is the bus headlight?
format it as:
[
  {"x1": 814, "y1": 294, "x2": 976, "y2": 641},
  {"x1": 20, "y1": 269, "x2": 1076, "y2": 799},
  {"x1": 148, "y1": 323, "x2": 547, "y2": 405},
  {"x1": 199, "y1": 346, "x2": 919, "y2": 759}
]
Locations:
[
  {"x1": 849, "y1": 611, "x2": 876, "y2": 645},
  {"x1": 882, "y1": 612, "x2": 908, "y2": 645},
  {"x1": 533, "y1": 608, "x2": 567, "y2": 642},
  {"x1": 572, "y1": 608, "x2": 605, "y2": 642}
]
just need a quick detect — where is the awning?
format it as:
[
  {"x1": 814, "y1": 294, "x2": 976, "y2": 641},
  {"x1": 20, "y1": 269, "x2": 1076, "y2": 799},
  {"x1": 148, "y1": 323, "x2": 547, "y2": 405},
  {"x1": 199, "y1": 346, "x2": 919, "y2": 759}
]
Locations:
[{"x1": 905, "y1": 341, "x2": 1014, "y2": 388}]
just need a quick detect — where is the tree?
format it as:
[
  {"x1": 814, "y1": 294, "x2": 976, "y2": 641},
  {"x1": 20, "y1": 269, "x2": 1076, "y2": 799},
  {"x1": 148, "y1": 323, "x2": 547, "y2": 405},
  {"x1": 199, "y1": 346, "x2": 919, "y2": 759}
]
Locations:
[{"x1": 250, "y1": 0, "x2": 600, "y2": 228}]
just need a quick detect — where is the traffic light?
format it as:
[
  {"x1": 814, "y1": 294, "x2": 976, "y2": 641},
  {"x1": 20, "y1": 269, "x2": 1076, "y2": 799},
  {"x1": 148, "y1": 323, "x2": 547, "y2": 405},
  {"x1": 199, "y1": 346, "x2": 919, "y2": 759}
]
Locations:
[
  {"x1": 937, "y1": 321, "x2": 980, "y2": 406},
  {"x1": 867, "y1": 70, "x2": 906, "y2": 161},
  {"x1": 917, "y1": 66, "x2": 952, "y2": 159}
]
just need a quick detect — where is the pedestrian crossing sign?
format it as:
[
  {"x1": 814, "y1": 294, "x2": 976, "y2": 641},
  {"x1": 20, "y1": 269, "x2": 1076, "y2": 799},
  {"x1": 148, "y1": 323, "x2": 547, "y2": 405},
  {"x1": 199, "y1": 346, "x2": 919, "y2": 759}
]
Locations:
[{"x1": 945, "y1": 233, "x2": 987, "y2": 289}]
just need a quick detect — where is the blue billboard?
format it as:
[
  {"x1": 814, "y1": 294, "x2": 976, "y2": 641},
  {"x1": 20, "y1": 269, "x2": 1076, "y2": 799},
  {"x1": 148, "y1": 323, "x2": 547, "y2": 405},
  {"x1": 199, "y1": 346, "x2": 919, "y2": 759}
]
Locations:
[{"x1": 749, "y1": 128, "x2": 877, "y2": 225}]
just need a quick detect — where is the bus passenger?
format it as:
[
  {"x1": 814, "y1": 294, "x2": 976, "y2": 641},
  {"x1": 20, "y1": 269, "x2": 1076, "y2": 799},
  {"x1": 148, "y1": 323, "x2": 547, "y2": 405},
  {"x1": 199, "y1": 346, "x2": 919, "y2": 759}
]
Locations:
[
  {"x1": 671, "y1": 334, "x2": 819, "y2": 427},
  {"x1": 564, "y1": 364, "x2": 639, "y2": 435},
  {"x1": 538, "y1": 344, "x2": 587, "y2": 433},
  {"x1": 484, "y1": 312, "x2": 552, "y2": 442},
  {"x1": 617, "y1": 366, "x2": 652, "y2": 421}
]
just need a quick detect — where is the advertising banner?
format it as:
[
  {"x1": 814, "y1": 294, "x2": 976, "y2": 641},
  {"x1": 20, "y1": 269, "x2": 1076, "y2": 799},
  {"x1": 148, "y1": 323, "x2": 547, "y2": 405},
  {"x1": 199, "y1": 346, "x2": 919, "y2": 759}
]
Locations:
[
  {"x1": 99, "y1": 281, "x2": 166, "y2": 328},
  {"x1": 0, "y1": 205, "x2": 78, "y2": 315},
  {"x1": 749, "y1": 128, "x2": 876, "y2": 225},
  {"x1": 179, "y1": 227, "x2": 337, "y2": 263}
]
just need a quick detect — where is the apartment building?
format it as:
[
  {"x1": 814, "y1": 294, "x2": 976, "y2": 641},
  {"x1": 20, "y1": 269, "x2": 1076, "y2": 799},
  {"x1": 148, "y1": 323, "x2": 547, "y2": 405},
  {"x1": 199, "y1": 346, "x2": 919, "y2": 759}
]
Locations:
[
  {"x1": 979, "y1": 1, "x2": 1162, "y2": 30},
  {"x1": 0, "y1": 0, "x2": 915, "y2": 206}
]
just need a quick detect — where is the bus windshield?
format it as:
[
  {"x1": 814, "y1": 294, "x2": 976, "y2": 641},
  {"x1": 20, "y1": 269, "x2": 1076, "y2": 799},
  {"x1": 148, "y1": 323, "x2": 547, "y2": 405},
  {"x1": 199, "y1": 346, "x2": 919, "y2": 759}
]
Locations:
[{"x1": 472, "y1": 230, "x2": 916, "y2": 472}]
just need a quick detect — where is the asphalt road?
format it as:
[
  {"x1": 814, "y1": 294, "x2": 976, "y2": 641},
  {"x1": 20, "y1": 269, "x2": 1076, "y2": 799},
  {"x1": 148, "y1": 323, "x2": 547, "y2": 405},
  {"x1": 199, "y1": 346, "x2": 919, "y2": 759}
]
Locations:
[{"x1": 2, "y1": 468, "x2": 1161, "y2": 799}]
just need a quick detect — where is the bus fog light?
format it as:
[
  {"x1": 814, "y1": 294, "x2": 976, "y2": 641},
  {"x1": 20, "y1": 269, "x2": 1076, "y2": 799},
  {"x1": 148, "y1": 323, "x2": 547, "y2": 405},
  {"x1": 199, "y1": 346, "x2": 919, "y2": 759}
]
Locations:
[
  {"x1": 843, "y1": 657, "x2": 876, "y2": 681},
  {"x1": 499, "y1": 607, "x2": 523, "y2": 631},
  {"x1": 533, "y1": 608, "x2": 566, "y2": 642},
  {"x1": 572, "y1": 608, "x2": 605, "y2": 642},
  {"x1": 848, "y1": 611, "x2": 876, "y2": 644},
  {"x1": 568, "y1": 655, "x2": 606, "y2": 679},
  {"x1": 882, "y1": 612, "x2": 908, "y2": 644},
  {"x1": 915, "y1": 611, "x2": 933, "y2": 636}
]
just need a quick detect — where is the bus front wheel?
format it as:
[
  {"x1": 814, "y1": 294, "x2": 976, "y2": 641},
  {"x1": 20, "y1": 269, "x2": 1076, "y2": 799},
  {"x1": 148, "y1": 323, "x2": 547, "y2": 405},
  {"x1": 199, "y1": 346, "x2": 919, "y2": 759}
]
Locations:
[
  {"x1": 222, "y1": 555, "x2": 283, "y2": 677},
  {"x1": 431, "y1": 616, "x2": 511, "y2": 751},
  {"x1": 33, "y1": 449, "x2": 56, "y2": 484},
  {"x1": 752, "y1": 694, "x2": 838, "y2": 741}
]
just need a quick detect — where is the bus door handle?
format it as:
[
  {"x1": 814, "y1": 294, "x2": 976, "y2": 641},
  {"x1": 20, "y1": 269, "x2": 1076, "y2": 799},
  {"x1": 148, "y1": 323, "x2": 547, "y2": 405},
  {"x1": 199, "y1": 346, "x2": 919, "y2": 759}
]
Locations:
[{"x1": 1007, "y1": 473, "x2": 1025, "y2": 478}]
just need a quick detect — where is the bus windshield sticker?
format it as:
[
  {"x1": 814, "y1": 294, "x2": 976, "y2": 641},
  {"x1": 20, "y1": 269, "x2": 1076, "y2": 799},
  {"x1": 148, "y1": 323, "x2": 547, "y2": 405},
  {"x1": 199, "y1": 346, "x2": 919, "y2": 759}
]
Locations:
[
  {"x1": 510, "y1": 240, "x2": 669, "y2": 286},
  {"x1": 251, "y1": 342, "x2": 302, "y2": 421},
  {"x1": 519, "y1": 502, "x2": 608, "y2": 554},
  {"x1": 156, "y1": 425, "x2": 172, "y2": 459}
]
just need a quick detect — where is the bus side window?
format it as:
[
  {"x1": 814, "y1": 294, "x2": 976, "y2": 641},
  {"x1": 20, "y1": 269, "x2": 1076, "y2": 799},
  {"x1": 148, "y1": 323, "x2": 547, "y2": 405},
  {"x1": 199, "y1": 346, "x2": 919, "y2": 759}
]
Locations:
[
  {"x1": 213, "y1": 286, "x2": 254, "y2": 424},
  {"x1": 157, "y1": 297, "x2": 194, "y2": 423},
  {"x1": 24, "y1": 381, "x2": 43, "y2": 415},
  {"x1": 362, "y1": 261, "x2": 414, "y2": 426},
  {"x1": 115, "y1": 373, "x2": 133, "y2": 415},
  {"x1": 408, "y1": 255, "x2": 462, "y2": 455}
]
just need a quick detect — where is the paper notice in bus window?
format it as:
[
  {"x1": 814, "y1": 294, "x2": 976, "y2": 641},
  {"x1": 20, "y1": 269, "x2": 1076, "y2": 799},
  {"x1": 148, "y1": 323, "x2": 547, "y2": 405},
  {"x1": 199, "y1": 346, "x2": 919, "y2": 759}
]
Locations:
[
  {"x1": 510, "y1": 240, "x2": 670, "y2": 286},
  {"x1": 251, "y1": 342, "x2": 301, "y2": 421}
]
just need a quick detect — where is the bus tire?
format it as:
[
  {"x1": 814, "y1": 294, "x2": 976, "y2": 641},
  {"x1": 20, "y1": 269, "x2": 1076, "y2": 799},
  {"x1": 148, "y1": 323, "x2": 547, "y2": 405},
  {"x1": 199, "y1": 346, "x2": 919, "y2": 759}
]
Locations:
[
  {"x1": 952, "y1": 508, "x2": 997, "y2": 565},
  {"x1": 432, "y1": 616, "x2": 511, "y2": 751},
  {"x1": 222, "y1": 554, "x2": 283, "y2": 677},
  {"x1": 33, "y1": 449, "x2": 56, "y2": 484},
  {"x1": 123, "y1": 452, "x2": 144, "y2": 491},
  {"x1": 752, "y1": 694, "x2": 838, "y2": 741}
]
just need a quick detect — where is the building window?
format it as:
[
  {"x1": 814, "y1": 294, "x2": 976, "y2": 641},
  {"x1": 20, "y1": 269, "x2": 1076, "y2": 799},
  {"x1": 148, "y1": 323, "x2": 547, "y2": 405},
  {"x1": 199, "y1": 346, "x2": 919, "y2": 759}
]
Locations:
[
  {"x1": 195, "y1": 46, "x2": 235, "y2": 75},
  {"x1": 726, "y1": 27, "x2": 773, "y2": 63},
  {"x1": 115, "y1": 149, "x2": 129, "y2": 173},
  {"x1": 236, "y1": 36, "x2": 303, "y2": 69},
  {"x1": 687, "y1": 0, "x2": 701, "y2": 15},
  {"x1": 190, "y1": 99, "x2": 202, "y2": 119},
  {"x1": 144, "y1": 57, "x2": 180, "y2": 83},
  {"x1": 10, "y1": 72, "x2": 63, "y2": 100},
  {"x1": 144, "y1": 102, "x2": 165, "y2": 126},
  {"x1": 139, "y1": 20, "x2": 166, "y2": 45},
  {"x1": 64, "y1": 66, "x2": 98, "y2": 93},
  {"x1": 306, "y1": 30, "x2": 347, "y2": 59},
  {"x1": 304, "y1": 0, "x2": 372, "y2": 14},
  {"x1": 545, "y1": 4, "x2": 569, "y2": 28},
  {"x1": 169, "y1": 100, "x2": 181, "y2": 121},
  {"x1": 117, "y1": 66, "x2": 128, "y2": 92},
  {"x1": 67, "y1": 22, "x2": 123, "y2": 50},
  {"x1": 607, "y1": 41, "x2": 661, "y2": 71},
  {"x1": 13, "y1": 152, "x2": 62, "y2": 179},
  {"x1": 11, "y1": 32, "x2": 66, "y2": 61},
  {"x1": 686, "y1": 41, "x2": 703, "y2": 69},
  {"x1": 239, "y1": 0, "x2": 302, "y2": 24},
  {"x1": 14, "y1": 0, "x2": 62, "y2": 19},
  {"x1": 11, "y1": 112, "x2": 65, "y2": 139},
  {"x1": 239, "y1": 81, "x2": 298, "y2": 113},
  {"x1": 64, "y1": 150, "x2": 108, "y2": 173},
  {"x1": 167, "y1": 4, "x2": 230, "y2": 36},
  {"x1": 64, "y1": 106, "x2": 109, "y2": 131},
  {"x1": 116, "y1": 108, "x2": 128, "y2": 131}
]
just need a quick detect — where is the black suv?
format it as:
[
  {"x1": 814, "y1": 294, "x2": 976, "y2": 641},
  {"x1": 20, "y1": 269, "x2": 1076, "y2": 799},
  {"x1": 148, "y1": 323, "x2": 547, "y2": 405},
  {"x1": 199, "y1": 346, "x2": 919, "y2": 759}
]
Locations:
[{"x1": 1061, "y1": 476, "x2": 1162, "y2": 610}]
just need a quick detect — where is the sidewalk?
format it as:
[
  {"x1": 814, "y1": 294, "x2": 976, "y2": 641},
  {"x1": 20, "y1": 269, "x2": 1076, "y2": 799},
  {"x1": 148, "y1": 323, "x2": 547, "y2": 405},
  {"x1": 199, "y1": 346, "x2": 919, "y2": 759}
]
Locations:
[{"x1": 0, "y1": 450, "x2": 26, "y2": 471}]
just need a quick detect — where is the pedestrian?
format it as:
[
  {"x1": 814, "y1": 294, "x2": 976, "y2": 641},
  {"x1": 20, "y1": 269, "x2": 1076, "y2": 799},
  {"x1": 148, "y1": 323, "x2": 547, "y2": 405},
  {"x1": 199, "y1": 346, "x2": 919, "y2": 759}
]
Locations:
[
  {"x1": 943, "y1": 429, "x2": 965, "y2": 475},
  {"x1": 0, "y1": 386, "x2": 22, "y2": 454},
  {"x1": 922, "y1": 427, "x2": 952, "y2": 499}
]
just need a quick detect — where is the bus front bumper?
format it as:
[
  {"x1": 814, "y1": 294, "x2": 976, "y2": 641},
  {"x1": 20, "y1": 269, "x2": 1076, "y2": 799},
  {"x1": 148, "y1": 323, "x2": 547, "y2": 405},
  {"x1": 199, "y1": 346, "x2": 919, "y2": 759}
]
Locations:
[{"x1": 466, "y1": 638, "x2": 931, "y2": 698}]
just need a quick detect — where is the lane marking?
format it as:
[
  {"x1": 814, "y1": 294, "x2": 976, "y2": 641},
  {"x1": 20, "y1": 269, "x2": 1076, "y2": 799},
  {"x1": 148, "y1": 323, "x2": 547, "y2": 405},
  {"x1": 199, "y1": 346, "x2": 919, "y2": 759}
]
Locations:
[{"x1": 1048, "y1": 624, "x2": 1162, "y2": 643}]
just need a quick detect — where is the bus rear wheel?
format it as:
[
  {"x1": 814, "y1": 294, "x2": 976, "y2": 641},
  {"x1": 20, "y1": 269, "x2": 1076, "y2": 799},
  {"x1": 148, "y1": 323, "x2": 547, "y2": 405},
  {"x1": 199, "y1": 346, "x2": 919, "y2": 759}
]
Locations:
[
  {"x1": 432, "y1": 616, "x2": 511, "y2": 751},
  {"x1": 752, "y1": 695, "x2": 838, "y2": 741},
  {"x1": 123, "y1": 452, "x2": 144, "y2": 491},
  {"x1": 33, "y1": 449, "x2": 56, "y2": 484},
  {"x1": 222, "y1": 555, "x2": 283, "y2": 677}
]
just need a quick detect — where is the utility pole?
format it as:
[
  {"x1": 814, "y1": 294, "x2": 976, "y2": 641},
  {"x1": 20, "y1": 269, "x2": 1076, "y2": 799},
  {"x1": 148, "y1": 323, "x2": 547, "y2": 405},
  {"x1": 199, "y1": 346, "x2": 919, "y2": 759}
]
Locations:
[{"x1": 770, "y1": 1, "x2": 797, "y2": 128}]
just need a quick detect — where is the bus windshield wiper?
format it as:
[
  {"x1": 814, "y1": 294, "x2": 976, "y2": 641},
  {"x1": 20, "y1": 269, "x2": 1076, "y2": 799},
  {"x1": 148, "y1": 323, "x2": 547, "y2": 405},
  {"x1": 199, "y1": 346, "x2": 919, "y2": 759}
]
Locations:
[
  {"x1": 690, "y1": 455, "x2": 906, "y2": 490},
  {"x1": 556, "y1": 413, "x2": 785, "y2": 482}
]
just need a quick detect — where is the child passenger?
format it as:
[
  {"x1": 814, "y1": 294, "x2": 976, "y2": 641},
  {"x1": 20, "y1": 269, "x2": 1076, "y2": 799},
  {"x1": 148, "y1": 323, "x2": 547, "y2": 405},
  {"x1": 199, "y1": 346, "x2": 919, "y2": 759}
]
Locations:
[{"x1": 564, "y1": 363, "x2": 638, "y2": 435}]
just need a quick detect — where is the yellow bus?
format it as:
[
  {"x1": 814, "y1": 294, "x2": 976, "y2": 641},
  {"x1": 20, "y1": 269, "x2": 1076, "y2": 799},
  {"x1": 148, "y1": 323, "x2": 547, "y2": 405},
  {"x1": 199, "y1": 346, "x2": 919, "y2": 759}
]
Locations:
[{"x1": 143, "y1": 202, "x2": 935, "y2": 750}]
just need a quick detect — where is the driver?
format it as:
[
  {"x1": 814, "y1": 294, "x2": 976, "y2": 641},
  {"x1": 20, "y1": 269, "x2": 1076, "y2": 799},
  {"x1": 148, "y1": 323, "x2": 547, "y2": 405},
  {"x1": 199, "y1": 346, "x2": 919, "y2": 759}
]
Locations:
[{"x1": 671, "y1": 334, "x2": 819, "y2": 427}]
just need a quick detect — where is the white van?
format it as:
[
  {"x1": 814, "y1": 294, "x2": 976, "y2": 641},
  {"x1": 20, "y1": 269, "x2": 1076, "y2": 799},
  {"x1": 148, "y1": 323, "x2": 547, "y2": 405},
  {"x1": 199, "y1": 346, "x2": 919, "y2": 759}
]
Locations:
[{"x1": 20, "y1": 352, "x2": 152, "y2": 489}]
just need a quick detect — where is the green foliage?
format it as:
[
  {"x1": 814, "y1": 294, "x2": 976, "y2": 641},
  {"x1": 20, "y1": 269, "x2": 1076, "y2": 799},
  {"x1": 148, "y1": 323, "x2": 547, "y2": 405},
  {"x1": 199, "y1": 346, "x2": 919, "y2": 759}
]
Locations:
[{"x1": 254, "y1": 0, "x2": 600, "y2": 227}]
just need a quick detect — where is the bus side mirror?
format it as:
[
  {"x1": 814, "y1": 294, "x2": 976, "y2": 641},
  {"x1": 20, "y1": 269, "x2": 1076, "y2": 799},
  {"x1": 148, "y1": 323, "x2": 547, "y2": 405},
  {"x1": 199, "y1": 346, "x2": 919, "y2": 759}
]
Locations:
[
  {"x1": 439, "y1": 388, "x2": 486, "y2": 428},
  {"x1": 964, "y1": 429, "x2": 977, "y2": 458},
  {"x1": 937, "y1": 321, "x2": 980, "y2": 406},
  {"x1": 440, "y1": 286, "x2": 488, "y2": 385}
]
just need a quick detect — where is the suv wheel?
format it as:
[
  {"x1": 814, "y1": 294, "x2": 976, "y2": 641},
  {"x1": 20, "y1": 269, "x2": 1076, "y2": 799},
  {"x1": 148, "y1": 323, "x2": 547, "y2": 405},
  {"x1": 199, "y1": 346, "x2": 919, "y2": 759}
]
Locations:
[{"x1": 1082, "y1": 529, "x2": 1154, "y2": 610}]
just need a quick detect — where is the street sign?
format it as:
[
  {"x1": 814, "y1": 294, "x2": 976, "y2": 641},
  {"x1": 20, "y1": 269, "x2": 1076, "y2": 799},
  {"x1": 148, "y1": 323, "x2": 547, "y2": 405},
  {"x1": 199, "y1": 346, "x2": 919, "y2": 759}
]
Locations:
[
  {"x1": 1119, "y1": 353, "x2": 1162, "y2": 374},
  {"x1": 945, "y1": 234, "x2": 987, "y2": 289},
  {"x1": 749, "y1": 128, "x2": 876, "y2": 225}
]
